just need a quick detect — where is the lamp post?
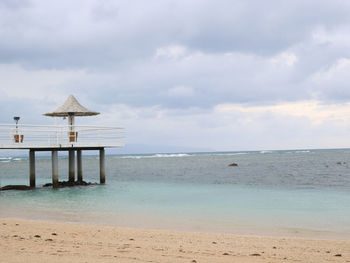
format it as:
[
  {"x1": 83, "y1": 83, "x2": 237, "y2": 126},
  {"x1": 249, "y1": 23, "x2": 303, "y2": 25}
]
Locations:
[{"x1": 13, "y1": 116, "x2": 22, "y2": 143}]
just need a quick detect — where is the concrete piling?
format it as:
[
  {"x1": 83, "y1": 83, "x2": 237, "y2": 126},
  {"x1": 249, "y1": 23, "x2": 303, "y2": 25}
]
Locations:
[
  {"x1": 29, "y1": 149, "x2": 35, "y2": 188},
  {"x1": 52, "y1": 150, "x2": 59, "y2": 188},
  {"x1": 99, "y1": 148, "x2": 105, "y2": 184},
  {"x1": 26, "y1": 147, "x2": 108, "y2": 188},
  {"x1": 69, "y1": 150, "x2": 75, "y2": 182},
  {"x1": 77, "y1": 149, "x2": 83, "y2": 182}
]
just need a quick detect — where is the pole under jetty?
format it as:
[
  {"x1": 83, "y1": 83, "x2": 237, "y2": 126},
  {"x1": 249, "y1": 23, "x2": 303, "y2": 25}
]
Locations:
[
  {"x1": 77, "y1": 149, "x2": 83, "y2": 182},
  {"x1": 100, "y1": 148, "x2": 105, "y2": 184},
  {"x1": 68, "y1": 150, "x2": 75, "y2": 182},
  {"x1": 29, "y1": 150, "x2": 35, "y2": 188},
  {"x1": 52, "y1": 150, "x2": 59, "y2": 188}
]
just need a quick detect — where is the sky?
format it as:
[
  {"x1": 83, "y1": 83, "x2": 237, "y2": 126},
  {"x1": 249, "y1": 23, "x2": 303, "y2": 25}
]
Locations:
[{"x1": 1, "y1": 0, "x2": 350, "y2": 153}]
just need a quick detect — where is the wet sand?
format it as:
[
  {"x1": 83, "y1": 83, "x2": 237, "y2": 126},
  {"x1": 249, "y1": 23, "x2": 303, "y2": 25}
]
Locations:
[{"x1": 1, "y1": 218, "x2": 349, "y2": 263}]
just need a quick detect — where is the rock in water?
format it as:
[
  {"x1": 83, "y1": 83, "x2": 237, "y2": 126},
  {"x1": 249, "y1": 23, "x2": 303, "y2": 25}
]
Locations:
[
  {"x1": 0, "y1": 185, "x2": 32, "y2": 191},
  {"x1": 43, "y1": 180, "x2": 97, "y2": 188},
  {"x1": 228, "y1": 163, "x2": 238, "y2": 167}
]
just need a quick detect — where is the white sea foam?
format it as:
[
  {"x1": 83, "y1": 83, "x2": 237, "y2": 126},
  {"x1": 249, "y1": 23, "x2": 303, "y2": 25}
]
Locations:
[
  {"x1": 0, "y1": 157, "x2": 12, "y2": 162},
  {"x1": 211, "y1": 152, "x2": 249, "y2": 156},
  {"x1": 260, "y1": 150, "x2": 273, "y2": 154},
  {"x1": 0, "y1": 157, "x2": 27, "y2": 162},
  {"x1": 286, "y1": 150, "x2": 311, "y2": 154},
  {"x1": 12, "y1": 158, "x2": 24, "y2": 161},
  {"x1": 120, "y1": 153, "x2": 191, "y2": 159},
  {"x1": 118, "y1": 152, "x2": 254, "y2": 159},
  {"x1": 154, "y1": 153, "x2": 190, "y2": 158}
]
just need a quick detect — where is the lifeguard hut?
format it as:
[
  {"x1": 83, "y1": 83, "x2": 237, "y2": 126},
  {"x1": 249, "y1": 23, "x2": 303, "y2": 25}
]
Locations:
[{"x1": 0, "y1": 95, "x2": 124, "y2": 188}]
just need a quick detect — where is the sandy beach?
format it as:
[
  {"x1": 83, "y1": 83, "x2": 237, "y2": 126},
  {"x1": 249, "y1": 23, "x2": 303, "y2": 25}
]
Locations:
[{"x1": 1, "y1": 218, "x2": 349, "y2": 263}]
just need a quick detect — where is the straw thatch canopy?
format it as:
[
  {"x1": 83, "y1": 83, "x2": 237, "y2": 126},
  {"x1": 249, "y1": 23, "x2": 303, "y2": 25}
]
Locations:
[{"x1": 44, "y1": 95, "x2": 100, "y2": 117}]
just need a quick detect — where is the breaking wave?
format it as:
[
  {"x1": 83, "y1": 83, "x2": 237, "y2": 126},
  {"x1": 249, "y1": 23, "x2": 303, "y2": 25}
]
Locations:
[
  {"x1": 120, "y1": 153, "x2": 191, "y2": 159},
  {"x1": 0, "y1": 157, "x2": 26, "y2": 162}
]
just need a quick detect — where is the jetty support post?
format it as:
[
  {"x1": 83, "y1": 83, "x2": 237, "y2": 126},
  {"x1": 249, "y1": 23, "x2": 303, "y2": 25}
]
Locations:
[
  {"x1": 52, "y1": 150, "x2": 59, "y2": 188},
  {"x1": 29, "y1": 149, "x2": 36, "y2": 188},
  {"x1": 77, "y1": 149, "x2": 83, "y2": 182},
  {"x1": 100, "y1": 148, "x2": 105, "y2": 184},
  {"x1": 69, "y1": 150, "x2": 75, "y2": 182}
]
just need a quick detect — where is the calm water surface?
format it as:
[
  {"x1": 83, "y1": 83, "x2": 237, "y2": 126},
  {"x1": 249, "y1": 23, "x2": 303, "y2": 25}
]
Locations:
[{"x1": 1, "y1": 149, "x2": 350, "y2": 238}]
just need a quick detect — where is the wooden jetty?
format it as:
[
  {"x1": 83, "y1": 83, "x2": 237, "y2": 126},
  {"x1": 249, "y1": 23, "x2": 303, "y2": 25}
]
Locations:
[{"x1": 0, "y1": 95, "x2": 124, "y2": 188}]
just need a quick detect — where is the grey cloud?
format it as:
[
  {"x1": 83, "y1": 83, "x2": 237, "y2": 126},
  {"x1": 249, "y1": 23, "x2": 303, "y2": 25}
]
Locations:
[
  {"x1": 0, "y1": 0, "x2": 30, "y2": 10},
  {"x1": 1, "y1": 0, "x2": 350, "y2": 111},
  {"x1": 0, "y1": 97, "x2": 43, "y2": 124},
  {"x1": 1, "y1": 0, "x2": 350, "y2": 69},
  {"x1": 58, "y1": 52, "x2": 303, "y2": 108}
]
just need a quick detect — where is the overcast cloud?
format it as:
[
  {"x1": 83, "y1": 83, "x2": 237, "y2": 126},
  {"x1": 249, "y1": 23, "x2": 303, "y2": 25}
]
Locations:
[{"x1": 1, "y1": 0, "x2": 350, "y2": 152}]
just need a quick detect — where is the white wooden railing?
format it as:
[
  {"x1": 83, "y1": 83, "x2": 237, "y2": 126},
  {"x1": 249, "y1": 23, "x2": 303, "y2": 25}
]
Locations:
[{"x1": 0, "y1": 124, "x2": 124, "y2": 148}]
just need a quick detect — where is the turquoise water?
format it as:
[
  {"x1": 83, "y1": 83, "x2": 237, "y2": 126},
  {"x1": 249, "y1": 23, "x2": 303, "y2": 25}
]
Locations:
[{"x1": 1, "y1": 149, "x2": 350, "y2": 238}]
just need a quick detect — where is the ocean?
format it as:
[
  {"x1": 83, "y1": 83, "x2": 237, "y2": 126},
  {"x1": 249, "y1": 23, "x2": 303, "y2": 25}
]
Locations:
[{"x1": 1, "y1": 149, "x2": 350, "y2": 239}]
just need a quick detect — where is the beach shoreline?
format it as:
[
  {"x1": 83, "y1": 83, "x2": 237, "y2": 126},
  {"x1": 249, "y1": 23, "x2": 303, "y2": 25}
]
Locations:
[
  {"x1": 1, "y1": 217, "x2": 349, "y2": 263},
  {"x1": 3, "y1": 204, "x2": 350, "y2": 241}
]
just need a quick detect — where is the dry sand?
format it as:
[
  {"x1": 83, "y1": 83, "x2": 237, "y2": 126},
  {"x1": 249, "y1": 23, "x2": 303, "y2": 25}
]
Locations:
[{"x1": 1, "y1": 218, "x2": 350, "y2": 263}]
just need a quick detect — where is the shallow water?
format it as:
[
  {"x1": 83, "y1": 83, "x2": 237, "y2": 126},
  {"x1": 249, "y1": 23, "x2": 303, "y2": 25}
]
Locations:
[{"x1": 1, "y1": 149, "x2": 350, "y2": 238}]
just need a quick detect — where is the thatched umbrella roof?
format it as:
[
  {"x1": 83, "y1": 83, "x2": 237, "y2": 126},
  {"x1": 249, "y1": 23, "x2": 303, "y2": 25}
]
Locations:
[{"x1": 44, "y1": 95, "x2": 100, "y2": 117}]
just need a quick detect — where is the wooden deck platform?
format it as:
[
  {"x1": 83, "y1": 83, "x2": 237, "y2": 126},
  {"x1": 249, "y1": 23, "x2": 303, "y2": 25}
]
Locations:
[
  {"x1": 0, "y1": 124, "x2": 124, "y2": 188},
  {"x1": 0, "y1": 142, "x2": 124, "y2": 150}
]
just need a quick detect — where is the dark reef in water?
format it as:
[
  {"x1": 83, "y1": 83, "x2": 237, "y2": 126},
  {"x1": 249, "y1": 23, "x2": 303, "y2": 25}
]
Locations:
[
  {"x1": 43, "y1": 181, "x2": 98, "y2": 188},
  {"x1": 0, "y1": 181, "x2": 98, "y2": 191},
  {"x1": 0, "y1": 185, "x2": 32, "y2": 191}
]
